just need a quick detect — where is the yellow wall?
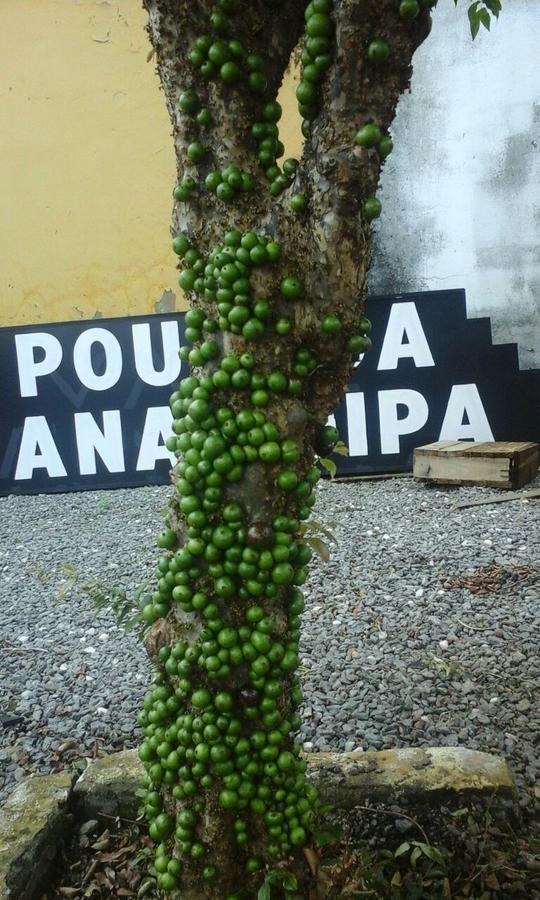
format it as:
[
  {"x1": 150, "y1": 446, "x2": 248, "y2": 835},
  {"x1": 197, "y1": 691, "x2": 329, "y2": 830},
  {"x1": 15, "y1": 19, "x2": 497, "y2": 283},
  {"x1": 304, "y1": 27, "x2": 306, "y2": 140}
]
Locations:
[{"x1": 0, "y1": 1, "x2": 301, "y2": 327}]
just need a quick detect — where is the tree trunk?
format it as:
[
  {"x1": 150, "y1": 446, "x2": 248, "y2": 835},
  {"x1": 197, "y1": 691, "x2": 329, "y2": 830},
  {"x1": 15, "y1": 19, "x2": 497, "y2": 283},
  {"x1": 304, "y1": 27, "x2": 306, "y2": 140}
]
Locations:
[{"x1": 138, "y1": 1, "x2": 432, "y2": 896}]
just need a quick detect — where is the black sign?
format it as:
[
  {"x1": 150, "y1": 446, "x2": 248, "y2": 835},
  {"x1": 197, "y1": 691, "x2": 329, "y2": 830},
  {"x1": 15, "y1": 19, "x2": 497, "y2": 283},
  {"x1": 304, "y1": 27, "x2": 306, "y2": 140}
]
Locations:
[{"x1": 0, "y1": 289, "x2": 538, "y2": 496}]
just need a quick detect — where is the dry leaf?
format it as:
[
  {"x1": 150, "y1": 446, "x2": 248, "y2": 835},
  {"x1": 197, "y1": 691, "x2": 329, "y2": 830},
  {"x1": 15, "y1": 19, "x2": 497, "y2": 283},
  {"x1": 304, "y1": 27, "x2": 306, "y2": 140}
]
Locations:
[{"x1": 303, "y1": 846, "x2": 319, "y2": 876}]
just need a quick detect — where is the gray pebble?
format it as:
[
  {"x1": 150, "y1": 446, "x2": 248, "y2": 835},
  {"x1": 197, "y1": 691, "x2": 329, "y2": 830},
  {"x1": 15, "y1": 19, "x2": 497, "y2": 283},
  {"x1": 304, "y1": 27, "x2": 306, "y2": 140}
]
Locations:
[{"x1": 0, "y1": 476, "x2": 538, "y2": 811}]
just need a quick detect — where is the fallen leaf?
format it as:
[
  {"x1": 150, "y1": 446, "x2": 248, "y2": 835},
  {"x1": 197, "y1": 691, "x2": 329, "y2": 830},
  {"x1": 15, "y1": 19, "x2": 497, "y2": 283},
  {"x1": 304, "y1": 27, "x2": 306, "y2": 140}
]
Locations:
[{"x1": 303, "y1": 846, "x2": 319, "y2": 876}]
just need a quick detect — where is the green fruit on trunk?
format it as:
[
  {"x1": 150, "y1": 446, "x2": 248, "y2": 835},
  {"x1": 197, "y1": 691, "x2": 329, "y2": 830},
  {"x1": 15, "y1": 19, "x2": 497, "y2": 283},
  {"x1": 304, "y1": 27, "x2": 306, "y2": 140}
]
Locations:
[
  {"x1": 367, "y1": 38, "x2": 390, "y2": 62},
  {"x1": 399, "y1": 0, "x2": 420, "y2": 19},
  {"x1": 363, "y1": 196, "x2": 382, "y2": 221},
  {"x1": 280, "y1": 276, "x2": 303, "y2": 299},
  {"x1": 355, "y1": 123, "x2": 382, "y2": 148}
]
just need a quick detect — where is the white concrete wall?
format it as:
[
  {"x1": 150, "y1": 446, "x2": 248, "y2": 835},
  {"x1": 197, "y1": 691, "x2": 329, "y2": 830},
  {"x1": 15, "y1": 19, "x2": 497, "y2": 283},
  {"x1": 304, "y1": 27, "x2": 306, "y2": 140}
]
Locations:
[{"x1": 369, "y1": 0, "x2": 540, "y2": 370}]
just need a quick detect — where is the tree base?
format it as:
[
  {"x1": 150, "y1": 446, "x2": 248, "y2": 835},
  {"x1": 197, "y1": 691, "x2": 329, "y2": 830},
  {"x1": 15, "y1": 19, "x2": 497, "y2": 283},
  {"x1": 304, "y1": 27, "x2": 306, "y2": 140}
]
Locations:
[{"x1": 0, "y1": 747, "x2": 518, "y2": 899}]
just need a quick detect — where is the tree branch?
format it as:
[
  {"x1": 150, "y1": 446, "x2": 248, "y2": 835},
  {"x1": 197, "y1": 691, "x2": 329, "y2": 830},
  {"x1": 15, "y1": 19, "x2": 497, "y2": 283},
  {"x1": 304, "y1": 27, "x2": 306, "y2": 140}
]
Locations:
[
  {"x1": 304, "y1": 0, "x2": 431, "y2": 293},
  {"x1": 143, "y1": 0, "x2": 306, "y2": 249}
]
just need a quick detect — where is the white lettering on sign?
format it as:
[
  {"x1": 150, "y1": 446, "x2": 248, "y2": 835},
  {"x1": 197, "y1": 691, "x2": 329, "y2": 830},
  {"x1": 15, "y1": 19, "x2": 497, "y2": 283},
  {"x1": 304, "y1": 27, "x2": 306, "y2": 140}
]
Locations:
[
  {"x1": 377, "y1": 302, "x2": 435, "y2": 371},
  {"x1": 74, "y1": 411, "x2": 125, "y2": 475},
  {"x1": 15, "y1": 333, "x2": 63, "y2": 397},
  {"x1": 73, "y1": 328, "x2": 123, "y2": 391},
  {"x1": 439, "y1": 384, "x2": 494, "y2": 441},
  {"x1": 132, "y1": 322, "x2": 181, "y2": 387},
  {"x1": 345, "y1": 392, "x2": 368, "y2": 456},
  {"x1": 379, "y1": 389, "x2": 430, "y2": 454},
  {"x1": 137, "y1": 407, "x2": 176, "y2": 471},
  {"x1": 15, "y1": 416, "x2": 67, "y2": 479}
]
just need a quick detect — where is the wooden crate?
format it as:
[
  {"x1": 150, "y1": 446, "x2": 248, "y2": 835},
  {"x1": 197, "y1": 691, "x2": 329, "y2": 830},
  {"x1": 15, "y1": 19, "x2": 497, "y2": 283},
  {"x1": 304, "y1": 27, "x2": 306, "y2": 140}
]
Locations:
[{"x1": 413, "y1": 441, "x2": 540, "y2": 489}]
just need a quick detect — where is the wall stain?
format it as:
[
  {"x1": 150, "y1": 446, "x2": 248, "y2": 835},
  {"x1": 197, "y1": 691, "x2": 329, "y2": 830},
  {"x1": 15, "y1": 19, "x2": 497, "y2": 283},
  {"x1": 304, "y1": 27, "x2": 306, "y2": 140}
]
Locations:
[
  {"x1": 369, "y1": 210, "x2": 443, "y2": 296},
  {"x1": 154, "y1": 289, "x2": 177, "y2": 313},
  {"x1": 483, "y1": 103, "x2": 539, "y2": 195}
]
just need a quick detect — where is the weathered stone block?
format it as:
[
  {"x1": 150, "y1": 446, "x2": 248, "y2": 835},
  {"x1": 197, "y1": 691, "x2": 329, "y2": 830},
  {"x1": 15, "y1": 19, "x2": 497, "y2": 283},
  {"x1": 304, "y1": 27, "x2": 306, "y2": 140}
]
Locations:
[
  {"x1": 73, "y1": 749, "x2": 143, "y2": 819},
  {"x1": 0, "y1": 747, "x2": 517, "y2": 899},
  {"x1": 0, "y1": 772, "x2": 72, "y2": 900},
  {"x1": 306, "y1": 746, "x2": 516, "y2": 808}
]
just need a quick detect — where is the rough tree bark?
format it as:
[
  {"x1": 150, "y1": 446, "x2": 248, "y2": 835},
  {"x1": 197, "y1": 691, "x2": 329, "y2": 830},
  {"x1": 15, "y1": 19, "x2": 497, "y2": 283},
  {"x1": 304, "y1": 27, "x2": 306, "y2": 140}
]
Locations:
[{"x1": 138, "y1": 1, "x2": 432, "y2": 897}]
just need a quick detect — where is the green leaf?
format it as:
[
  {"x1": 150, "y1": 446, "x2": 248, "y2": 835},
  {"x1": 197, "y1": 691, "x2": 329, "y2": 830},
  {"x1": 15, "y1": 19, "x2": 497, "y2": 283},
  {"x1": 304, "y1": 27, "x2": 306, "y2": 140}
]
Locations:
[
  {"x1": 415, "y1": 842, "x2": 445, "y2": 866},
  {"x1": 314, "y1": 830, "x2": 336, "y2": 848},
  {"x1": 333, "y1": 440, "x2": 349, "y2": 457},
  {"x1": 470, "y1": 13, "x2": 481, "y2": 38},
  {"x1": 410, "y1": 846, "x2": 422, "y2": 868},
  {"x1": 319, "y1": 457, "x2": 337, "y2": 478},
  {"x1": 319, "y1": 804, "x2": 333, "y2": 815},
  {"x1": 485, "y1": 0, "x2": 501, "y2": 16},
  {"x1": 257, "y1": 882, "x2": 271, "y2": 900},
  {"x1": 479, "y1": 7, "x2": 491, "y2": 29},
  {"x1": 468, "y1": 1, "x2": 481, "y2": 38},
  {"x1": 124, "y1": 614, "x2": 143, "y2": 633},
  {"x1": 394, "y1": 842, "x2": 411, "y2": 858},
  {"x1": 134, "y1": 581, "x2": 150, "y2": 601},
  {"x1": 450, "y1": 807, "x2": 469, "y2": 819},
  {"x1": 281, "y1": 873, "x2": 298, "y2": 891},
  {"x1": 306, "y1": 536, "x2": 330, "y2": 563},
  {"x1": 303, "y1": 519, "x2": 337, "y2": 544}
]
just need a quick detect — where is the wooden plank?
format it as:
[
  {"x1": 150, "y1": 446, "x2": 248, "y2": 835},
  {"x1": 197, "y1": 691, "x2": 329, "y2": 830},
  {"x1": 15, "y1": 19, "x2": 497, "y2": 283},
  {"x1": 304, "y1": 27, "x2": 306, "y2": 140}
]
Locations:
[
  {"x1": 455, "y1": 488, "x2": 540, "y2": 510},
  {"x1": 461, "y1": 441, "x2": 538, "y2": 459},
  {"x1": 513, "y1": 455, "x2": 540, "y2": 489},
  {"x1": 333, "y1": 472, "x2": 413, "y2": 483},
  {"x1": 415, "y1": 440, "x2": 538, "y2": 458},
  {"x1": 414, "y1": 441, "x2": 470, "y2": 457},
  {"x1": 414, "y1": 441, "x2": 539, "y2": 489},
  {"x1": 413, "y1": 453, "x2": 512, "y2": 488}
]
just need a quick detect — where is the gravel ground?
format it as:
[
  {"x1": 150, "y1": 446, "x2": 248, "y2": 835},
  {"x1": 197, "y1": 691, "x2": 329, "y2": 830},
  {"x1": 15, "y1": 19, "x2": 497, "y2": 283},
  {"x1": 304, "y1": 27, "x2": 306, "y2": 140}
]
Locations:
[{"x1": 1, "y1": 477, "x2": 538, "y2": 812}]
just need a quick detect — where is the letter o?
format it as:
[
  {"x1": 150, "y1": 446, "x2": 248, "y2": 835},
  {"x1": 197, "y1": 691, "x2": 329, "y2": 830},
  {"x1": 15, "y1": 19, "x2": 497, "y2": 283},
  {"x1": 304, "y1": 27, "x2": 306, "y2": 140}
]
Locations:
[{"x1": 73, "y1": 328, "x2": 123, "y2": 391}]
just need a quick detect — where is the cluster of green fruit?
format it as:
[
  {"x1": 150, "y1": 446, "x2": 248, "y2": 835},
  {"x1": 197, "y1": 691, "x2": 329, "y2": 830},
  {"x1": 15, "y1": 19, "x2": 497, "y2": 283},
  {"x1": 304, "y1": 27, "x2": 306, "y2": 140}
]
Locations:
[
  {"x1": 138, "y1": 385, "x2": 331, "y2": 889},
  {"x1": 183, "y1": 2, "x2": 296, "y2": 200},
  {"x1": 173, "y1": 229, "x2": 371, "y2": 393},
  {"x1": 353, "y1": 0, "x2": 437, "y2": 222},
  {"x1": 137, "y1": 645, "x2": 317, "y2": 893},
  {"x1": 175, "y1": 230, "x2": 294, "y2": 348},
  {"x1": 353, "y1": 122, "x2": 394, "y2": 223},
  {"x1": 138, "y1": 0, "x2": 394, "y2": 888},
  {"x1": 183, "y1": 0, "x2": 331, "y2": 204},
  {"x1": 139, "y1": 211, "x2": 371, "y2": 888},
  {"x1": 297, "y1": 0, "x2": 334, "y2": 137},
  {"x1": 204, "y1": 166, "x2": 254, "y2": 201},
  {"x1": 250, "y1": 105, "x2": 303, "y2": 199}
]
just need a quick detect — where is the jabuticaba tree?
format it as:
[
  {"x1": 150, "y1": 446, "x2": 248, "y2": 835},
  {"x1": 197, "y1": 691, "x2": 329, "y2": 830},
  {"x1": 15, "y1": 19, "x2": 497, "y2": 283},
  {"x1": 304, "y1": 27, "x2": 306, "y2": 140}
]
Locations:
[{"x1": 137, "y1": 0, "x2": 500, "y2": 896}]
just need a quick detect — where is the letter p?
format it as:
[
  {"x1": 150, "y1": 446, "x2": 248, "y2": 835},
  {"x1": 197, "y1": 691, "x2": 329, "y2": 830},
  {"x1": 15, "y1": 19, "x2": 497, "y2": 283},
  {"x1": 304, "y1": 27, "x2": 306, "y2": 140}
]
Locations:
[{"x1": 15, "y1": 333, "x2": 63, "y2": 398}]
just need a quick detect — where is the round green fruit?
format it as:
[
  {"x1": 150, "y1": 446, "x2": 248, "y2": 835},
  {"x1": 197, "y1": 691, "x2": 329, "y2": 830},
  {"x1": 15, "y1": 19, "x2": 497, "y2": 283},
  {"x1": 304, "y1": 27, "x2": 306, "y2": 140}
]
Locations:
[
  {"x1": 178, "y1": 90, "x2": 199, "y2": 115},
  {"x1": 321, "y1": 314, "x2": 341, "y2": 334},
  {"x1": 220, "y1": 61, "x2": 241, "y2": 83},
  {"x1": 399, "y1": 0, "x2": 420, "y2": 19},
  {"x1": 347, "y1": 334, "x2": 372, "y2": 353},
  {"x1": 187, "y1": 141, "x2": 206, "y2": 162},
  {"x1": 363, "y1": 196, "x2": 382, "y2": 221},
  {"x1": 367, "y1": 38, "x2": 390, "y2": 63},
  {"x1": 306, "y1": 12, "x2": 332, "y2": 37},
  {"x1": 379, "y1": 135, "x2": 394, "y2": 159},
  {"x1": 291, "y1": 192, "x2": 308, "y2": 212},
  {"x1": 355, "y1": 123, "x2": 382, "y2": 148},
  {"x1": 280, "y1": 276, "x2": 303, "y2": 300}
]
